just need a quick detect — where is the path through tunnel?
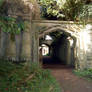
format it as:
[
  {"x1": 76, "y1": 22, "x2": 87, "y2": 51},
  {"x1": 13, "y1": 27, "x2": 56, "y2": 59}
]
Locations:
[{"x1": 39, "y1": 31, "x2": 76, "y2": 68}]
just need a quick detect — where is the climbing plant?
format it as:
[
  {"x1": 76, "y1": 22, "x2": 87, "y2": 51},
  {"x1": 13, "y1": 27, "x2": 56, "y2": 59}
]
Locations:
[
  {"x1": 0, "y1": 16, "x2": 25, "y2": 34},
  {"x1": 0, "y1": 0, "x2": 40, "y2": 35},
  {"x1": 0, "y1": 0, "x2": 25, "y2": 35}
]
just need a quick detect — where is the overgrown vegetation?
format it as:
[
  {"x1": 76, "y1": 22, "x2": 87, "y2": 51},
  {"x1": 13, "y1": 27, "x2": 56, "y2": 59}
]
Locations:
[
  {"x1": 0, "y1": 61, "x2": 61, "y2": 92},
  {"x1": 0, "y1": 0, "x2": 40, "y2": 35},
  {"x1": 0, "y1": 0, "x2": 25, "y2": 35},
  {"x1": 39, "y1": 0, "x2": 90, "y2": 21},
  {"x1": 73, "y1": 69, "x2": 92, "y2": 80},
  {"x1": 0, "y1": 16, "x2": 26, "y2": 34}
]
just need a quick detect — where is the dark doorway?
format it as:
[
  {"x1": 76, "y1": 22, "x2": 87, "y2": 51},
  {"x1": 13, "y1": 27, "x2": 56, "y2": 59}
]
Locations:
[{"x1": 39, "y1": 32, "x2": 75, "y2": 68}]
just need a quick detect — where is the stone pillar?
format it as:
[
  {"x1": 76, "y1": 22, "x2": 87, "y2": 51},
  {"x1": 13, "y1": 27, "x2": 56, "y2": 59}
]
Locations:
[
  {"x1": 66, "y1": 40, "x2": 71, "y2": 65},
  {"x1": 85, "y1": 26, "x2": 92, "y2": 68},
  {"x1": 15, "y1": 31, "x2": 23, "y2": 61},
  {"x1": 30, "y1": 22, "x2": 39, "y2": 62},
  {"x1": 76, "y1": 35, "x2": 86, "y2": 70},
  {"x1": 0, "y1": 32, "x2": 9, "y2": 58},
  {"x1": 71, "y1": 37, "x2": 77, "y2": 67}
]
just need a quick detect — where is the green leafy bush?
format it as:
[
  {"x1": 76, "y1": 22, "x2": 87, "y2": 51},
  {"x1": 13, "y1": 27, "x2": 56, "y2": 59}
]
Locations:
[
  {"x1": 73, "y1": 69, "x2": 92, "y2": 80},
  {"x1": 0, "y1": 61, "x2": 61, "y2": 92},
  {"x1": 0, "y1": 0, "x2": 26, "y2": 34},
  {"x1": 0, "y1": 16, "x2": 25, "y2": 34},
  {"x1": 39, "y1": 0, "x2": 86, "y2": 21},
  {"x1": 0, "y1": 0, "x2": 40, "y2": 35}
]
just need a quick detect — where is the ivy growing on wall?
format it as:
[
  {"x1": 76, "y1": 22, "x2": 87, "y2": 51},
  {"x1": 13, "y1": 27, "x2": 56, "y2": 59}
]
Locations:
[
  {"x1": 0, "y1": 16, "x2": 25, "y2": 34},
  {"x1": 0, "y1": 0, "x2": 26, "y2": 35},
  {"x1": 0, "y1": 0, "x2": 40, "y2": 35}
]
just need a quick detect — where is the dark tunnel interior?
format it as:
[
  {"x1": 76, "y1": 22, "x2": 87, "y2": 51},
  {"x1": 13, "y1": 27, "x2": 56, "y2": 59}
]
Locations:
[{"x1": 40, "y1": 33, "x2": 75, "y2": 67}]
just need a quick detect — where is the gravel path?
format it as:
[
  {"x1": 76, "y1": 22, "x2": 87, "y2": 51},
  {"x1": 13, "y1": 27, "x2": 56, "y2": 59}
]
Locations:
[{"x1": 44, "y1": 64, "x2": 92, "y2": 92}]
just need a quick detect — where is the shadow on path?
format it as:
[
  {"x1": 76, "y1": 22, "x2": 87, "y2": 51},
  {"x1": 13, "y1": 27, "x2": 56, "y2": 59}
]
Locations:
[{"x1": 43, "y1": 56, "x2": 63, "y2": 65}]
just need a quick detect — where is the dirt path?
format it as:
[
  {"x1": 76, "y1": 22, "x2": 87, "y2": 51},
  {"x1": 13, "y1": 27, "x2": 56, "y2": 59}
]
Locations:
[{"x1": 44, "y1": 64, "x2": 92, "y2": 92}]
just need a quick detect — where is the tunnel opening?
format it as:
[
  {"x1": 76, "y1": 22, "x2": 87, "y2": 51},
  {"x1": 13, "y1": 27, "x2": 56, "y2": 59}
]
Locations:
[
  {"x1": 51, "y1": 34, "x2": 75, "y2": 66},
  {"x1": 39, "y1": 30, "x2": 76, "y2": 68}
]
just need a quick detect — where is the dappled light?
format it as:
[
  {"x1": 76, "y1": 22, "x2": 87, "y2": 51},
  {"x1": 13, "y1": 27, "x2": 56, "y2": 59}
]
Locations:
[
  {"x1": 80, "y1": 24, "x2": 92, "y2": 51},
  {"x1": 45, "y1": 35, "x2": 52, "y2": 40}
]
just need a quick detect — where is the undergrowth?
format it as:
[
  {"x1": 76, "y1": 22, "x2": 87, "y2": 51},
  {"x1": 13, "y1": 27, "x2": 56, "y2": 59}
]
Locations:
[
  {"x1": 0, "y1": 60, "x2": 61, "y2": 92},
  {"x1": 73, "y1": 69, "x2": 92, "y2": 81}
]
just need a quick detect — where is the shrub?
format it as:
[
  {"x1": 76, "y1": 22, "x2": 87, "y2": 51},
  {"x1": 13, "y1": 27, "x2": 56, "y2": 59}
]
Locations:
[
  {"x1": 0, "y1": 60, "x2": 61, "y2": 92},
  {"x1": 39, "y1": 0, "x2": 85, "y2": 21},
  {"x1": 73, "y1": 68, "x2": 92, "y2": 80}
]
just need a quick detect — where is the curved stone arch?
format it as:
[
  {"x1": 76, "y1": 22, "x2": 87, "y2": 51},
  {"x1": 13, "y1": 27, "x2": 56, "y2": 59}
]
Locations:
[
  {"x1": 40, "y1": 40, "x2": 52, "y2": 53},
  {"x1": 39, "y1": 26, "x2": 77, "y2": 66},
  {"x1": 39, "y1": 24, "x2": 75, "y2": 32},
  {"x1": 39, "y1": 25, "x2": 77, "y2": 39},
  {"x1": 31, "y1": 20, "x2": 90, "y2": 70},
  {"x1": 31, "y1": 20, "x2": 80, "y2": 68},
  {"x1": 41, "y1": 43, "x2": 51, "y2": 48},
  {"x1": 40, "y1": 43, "x2": 51, "y2": 53},
  {"x1": 39, "y1": 26, "x2": 77, "y2": 48}
]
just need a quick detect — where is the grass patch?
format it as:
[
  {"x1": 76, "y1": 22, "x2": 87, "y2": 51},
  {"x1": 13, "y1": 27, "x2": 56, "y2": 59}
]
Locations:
[
  {"x1": 0, "y1": 60, "x2": 61, "y2": 92},
  {"x1": 73, "y1": 69, "x2": 92, "y2": 80}
]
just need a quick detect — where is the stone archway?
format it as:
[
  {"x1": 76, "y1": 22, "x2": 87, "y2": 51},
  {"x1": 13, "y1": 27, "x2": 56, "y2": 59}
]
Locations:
[
  {"x1": 40, "y1": 29, "x2": 77, "y2": 66},
  {"x1": 31, "y1": 20, "x2": 92, "y2": 70},
  {"x1": 31, "y1": 20, "x2": 78, "y2": 68},
  {"x1": 0, "y1": 19, "x2": 90, "y2": 70}
]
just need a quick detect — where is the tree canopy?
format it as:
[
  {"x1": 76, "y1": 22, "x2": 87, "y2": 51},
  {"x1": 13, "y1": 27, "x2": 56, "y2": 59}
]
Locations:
[{"x1": 39, "y1": 0, "x2": 90, "y2": 21}]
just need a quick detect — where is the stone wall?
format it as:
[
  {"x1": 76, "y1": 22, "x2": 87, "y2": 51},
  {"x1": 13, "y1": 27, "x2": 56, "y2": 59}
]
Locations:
[
  {"x1": 0, "y1": 27, "x2": 32, "y2": 61},
  {"x1": 85, "y1": 25, "x2": 92, "y2": 68},
  {"x1": 76, "y1": 24, "x2": 92, "y2": 70},
  {"x1": 0, "y1": 0, "x2": 40, "y2": 62},
  {"x1": 0, "y1": 18, "x2": 92, "y2": 70}
]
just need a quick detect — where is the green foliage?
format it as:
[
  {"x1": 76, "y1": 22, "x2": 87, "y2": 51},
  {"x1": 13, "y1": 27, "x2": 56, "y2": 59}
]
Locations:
[
  {"x1": 0, "y1": 61, "x2": 61, "y2": 92},
  {"x1": 39, "y1": 0, "x2": 64, "y2": 19},
  {"x1": 73, "y1": 69, "x2": 92, "y2": 80},
  {"x1": 0, "y1": 16, "x2": 25, "y2": 34},
  {"x1": 61, "y1": 0, "x2": 84, "y2": 21},
  {"x1": 79, "y1": 5, "x2": 92, "y2": 23},
  {"x1": 0, "y1": 0, "x2": 4, "y2": 7},
  {"x1": 39, "y1": 0, "x2": 86, "y2": 21},
  {"x1": 0, "y1": 0, "x2": 26, "y2": 35},
  {"x1": 0, "y1": 0, "x2": 40, "y2": 35}
]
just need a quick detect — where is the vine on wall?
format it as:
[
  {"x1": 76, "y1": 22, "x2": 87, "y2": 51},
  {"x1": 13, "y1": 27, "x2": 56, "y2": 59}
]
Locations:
[
  {"x1": 0, "y1": 0, "x2": 40, "y2": 35},
  {"x1": 0, "y1": 16, "x2": 25, "y2": 34},
  {"x1": 0, "y1": 0, "x2": 26, "y2": 36}
]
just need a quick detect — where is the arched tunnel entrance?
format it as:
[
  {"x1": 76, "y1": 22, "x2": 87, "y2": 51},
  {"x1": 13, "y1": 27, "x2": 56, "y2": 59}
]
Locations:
[{"x1": 39, "y1": 31, "x2": 76, "y2": 68}]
